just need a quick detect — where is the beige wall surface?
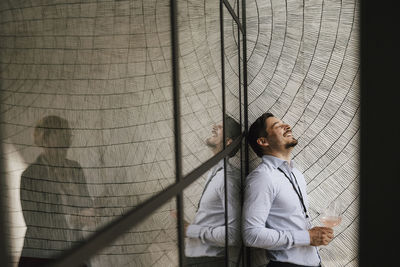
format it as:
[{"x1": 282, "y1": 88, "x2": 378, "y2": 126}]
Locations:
[{"x1": 0, "y1": 0, "x2": 359, "y2": 266}]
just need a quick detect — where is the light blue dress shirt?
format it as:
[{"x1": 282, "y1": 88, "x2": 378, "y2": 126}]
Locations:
[
  {"x1": 185, "y1": 160, "x2": 241, "y2": 257},
  {"x1": 242, "y1": 155, "x2": 320, "y2": 266}
]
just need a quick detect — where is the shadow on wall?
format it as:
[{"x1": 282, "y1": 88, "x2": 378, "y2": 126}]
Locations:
[{"x1": 18, "y1": 116, "x2": 93, "y2": 267}]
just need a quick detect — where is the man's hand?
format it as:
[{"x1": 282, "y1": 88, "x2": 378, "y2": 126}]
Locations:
[
  {"x1": 308, "y1": 227, "x2": 334, "y2": 246},
  {"x1": 183, "y1": 221, "x2": 189, "y2": 235},
  {"x1": 170, "y1": 210, "x2": 190, "y2": 236}
]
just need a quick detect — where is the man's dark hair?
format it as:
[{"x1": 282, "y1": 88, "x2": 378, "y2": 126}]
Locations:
[
  {"x1": 225, "y1": 115, "x2": 241, "y2": 157},
  {"x1": 34, "y1": 115, "x2": 72, "y2": 148},
  {"x1": 248, "y1": 112, "x2": 275, "y2": 157}
]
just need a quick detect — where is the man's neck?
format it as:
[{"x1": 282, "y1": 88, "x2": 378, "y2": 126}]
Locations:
[
  {"x1": 43, "y1": 149, "x2": 67, "y2": 164},
  {"x1": 211, "y1": 148, "x2": 219, "y2": 155},
  {"x1": 210, "y1": 145, "x2": 223, "y2": 155},
  {"x1": 264, "y1": 149, "x2": 292, "y2": 164}
]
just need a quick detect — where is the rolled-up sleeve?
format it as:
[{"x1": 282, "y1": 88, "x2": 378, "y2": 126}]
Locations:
[
  {"x1": 242, "y1": 172, "x2": 310, "y2": 250},
  {"x1": 186, "y1": 223, "x2": 226, "y2": 246}
]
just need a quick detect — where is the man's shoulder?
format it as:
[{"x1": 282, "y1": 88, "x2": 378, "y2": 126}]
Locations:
[
  {"x1": 248, "y1": 160, "x2": 277, "y2": 176},
  {"x1": 21, "y1": 156, "x2": 46, "y2": 178},
  {"x1": 21, "y1": 164, "x2": 39, "y2": 179},
  {"x1": 64, "y1": 158, "x2": 83, "y2": 168},
  {"x1": 246, "y1": 162, "x2": 278, "y2": 185}
]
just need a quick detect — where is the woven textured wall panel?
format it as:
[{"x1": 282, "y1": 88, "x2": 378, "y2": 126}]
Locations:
[{"x1": 0, "y1": 0, "x2": 359, "y2": 266}]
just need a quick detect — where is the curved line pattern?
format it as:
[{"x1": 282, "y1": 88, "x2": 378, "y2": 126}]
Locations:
[{"x1": 0, "y1": 0, "x2": 360, "y2": 266}]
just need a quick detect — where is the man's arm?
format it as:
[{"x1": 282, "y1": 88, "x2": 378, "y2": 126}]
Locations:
[
  {"x1": 186, "y1": 170, "x2": 240, "y2": 247},
  {"x1": 242, "y1": 173, "x2": 310, "y2": 250},
  {"x1": 226, "y1": 174, "x2": 241, "y2": 246},
  {"x1": 186, "y1": 222, "x2": 226, "y2": 247}
]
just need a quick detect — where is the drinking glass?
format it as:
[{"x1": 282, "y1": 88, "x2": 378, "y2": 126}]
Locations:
[{"x1": 320, "y1": 199, "x2": 343, "y2": 228}]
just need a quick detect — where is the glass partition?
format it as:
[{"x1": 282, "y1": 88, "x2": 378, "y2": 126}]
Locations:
[
  {"x1": 89, "y1": 199, "x2": 179, "y2": 267},
  {"x1": 0, "y1": 0, "x2": 175, "y2": 265},
  {"x1": 182, "y1": 170, "x2": 228, "y2": 267},
  {"x1": 178, "y1": 0, "x2": 223, "y2": 177},
  {"x1": 0, "y1": 0, "x2": 361, "y2": 267},
  {"x1": 223, "y1": 4, "x2": 243, "y2": 266}
]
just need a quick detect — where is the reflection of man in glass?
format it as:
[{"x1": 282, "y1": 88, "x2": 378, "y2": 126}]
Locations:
[
  {"x1": 243, "y1": 113, "x2": 333, "y2": 267},
  {"x1": 19, "y1": 116, "x2": 92, "y2": 267},
  {"x1": 184, "y1": 116, "x2": 241, "y2": 266}
]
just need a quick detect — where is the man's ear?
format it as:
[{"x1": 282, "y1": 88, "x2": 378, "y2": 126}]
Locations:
[
  {"x1": 256, "y1": 137, "x2": 269, "y2": 147},
  {"x1": 226, "y1": 138, "x2": 233, "y2": 146}
]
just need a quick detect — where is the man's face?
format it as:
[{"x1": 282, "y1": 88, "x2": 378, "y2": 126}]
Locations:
[
  {"x1": 265, "y1": 117, "x2": 298, "y2": 149},
  {"x1": 206, "y1": 124, "x2": 224, "y2": 151},
  {"x1": 45, "y1": 130, "x2": 71, "y2": 148}
]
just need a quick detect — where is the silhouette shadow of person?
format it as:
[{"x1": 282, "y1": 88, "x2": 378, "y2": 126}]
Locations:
[{"x1": 18, "y1": 115, "x2": 93, "y2": 267}]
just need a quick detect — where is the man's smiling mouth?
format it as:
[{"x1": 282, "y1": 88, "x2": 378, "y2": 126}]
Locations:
[{"x1": 284, "y1": 131, "x2": 292, "y2": 137}]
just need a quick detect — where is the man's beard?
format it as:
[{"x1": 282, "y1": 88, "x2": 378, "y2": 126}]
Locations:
[
  {"x1": 206, "y1": 137, "x2": 217, "y2": 148},
  {"x1": 285, "y1": 138, "x2": 298, "y2": 149}
]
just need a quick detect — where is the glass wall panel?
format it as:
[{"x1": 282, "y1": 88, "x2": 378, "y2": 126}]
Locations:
[
  {"x1": 243, "y1": 0, "x2": 360, "y2": 266},
  {"x1": 182, "y1": 155, "x2": 241, "y2": 267},
  {"x1": 299, "y1": 0, "x2": 360, "y2": 265},
  {"x1": 0, "y1": 0, "x2": 175, "y2": 265},
  {"x1": 224, "y1": 5, "x2": 241, "y2": 126},
  {"x1": 223, "y1": 5, "x2": 242, "y2": 267},
  {"x1": 89, "y1": 199, "x2": 179, "y2": 267},
  {"x1": 178, "y1": 0, "x2": 223, "y2": 176},
  {"x1": 237, "y1": 25, "x2": 246, "y2": 267}
]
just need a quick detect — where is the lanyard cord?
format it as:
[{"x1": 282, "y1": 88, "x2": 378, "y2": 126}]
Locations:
[{"x1": 277, "y1": 168, "x2": 309, "y2": 218}]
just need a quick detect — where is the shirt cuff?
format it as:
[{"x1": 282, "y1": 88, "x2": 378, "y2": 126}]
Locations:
[
  {"x1": 186, "y1": 224, "x2": 202, "y2": 239},
  {"x1": 291, "y1": 230, "x2": 310, "y2": 246}
]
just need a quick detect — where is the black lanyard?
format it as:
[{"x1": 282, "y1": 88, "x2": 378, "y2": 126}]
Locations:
[{"x1": 277, "y1": 168, "x2": 309, "y2": 218}]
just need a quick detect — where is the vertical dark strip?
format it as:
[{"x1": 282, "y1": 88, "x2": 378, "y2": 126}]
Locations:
[
  {"x1": 0, "y1": 83, "x2": 11, "y2": 267},
  {"x1": 170, "y1": 0, "x2": 184, "y2": 266},
  {"x1": 241, "y1": 0, "x2": 250, "y2": 266},
  {"x1": 241, "y1": 1, "x2": 249, "y2": 178},
  {"x1": 236, "y1": 1, "x2": 245, "y2": 266},
  {"x1": 238, "y1": 0, "x2": 242, "y2": 133},
  {"x1": 237, "y1": 0, "x2": 243, "y2": 231},
  {"x1": 220, "y1": 1, "x2": 229, "y2": 266},
  {"x1": 176, "y1": 193, "x2": 184, "y2": 267},
  {"x1": 359, "y1": 0, "x2": 398, "y2": 266},
  {"x1": 223, "y1": 153, "x2": 228, "y2": 267}
]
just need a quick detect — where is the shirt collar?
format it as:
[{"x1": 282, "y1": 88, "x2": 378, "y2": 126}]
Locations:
[
  {"x1": 211, "y1": 159, "x2": 224, "y2": 177},
  {"x1": 261, "y1": 155, "x2": 294, "y2": 170}
]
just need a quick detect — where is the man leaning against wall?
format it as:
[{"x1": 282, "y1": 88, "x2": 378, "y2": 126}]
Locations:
[{"x1": 242, "y1": 112, "x2": 333, "y2": 267}]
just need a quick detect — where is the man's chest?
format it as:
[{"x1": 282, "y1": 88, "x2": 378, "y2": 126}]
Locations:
[{"x1": 270, "y1": 174, "x2": 308, "y2": 215}]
